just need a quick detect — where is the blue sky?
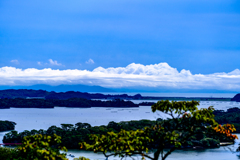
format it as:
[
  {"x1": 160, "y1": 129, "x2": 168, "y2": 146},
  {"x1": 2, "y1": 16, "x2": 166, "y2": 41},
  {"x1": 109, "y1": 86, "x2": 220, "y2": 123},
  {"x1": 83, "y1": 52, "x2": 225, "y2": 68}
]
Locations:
[{"x1": 0, "y1": 0, "x2": 240, "y2": 91}]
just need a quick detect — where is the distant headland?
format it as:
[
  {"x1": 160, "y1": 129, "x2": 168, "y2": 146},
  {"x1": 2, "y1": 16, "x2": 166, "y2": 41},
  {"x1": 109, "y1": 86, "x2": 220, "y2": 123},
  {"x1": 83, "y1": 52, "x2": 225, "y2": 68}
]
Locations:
[
  {"x1": 0, "y1": 89, "x2": 238, "y2": 101},
  {"x1": 0, "y1": 89, "x2": 240, "y2": 109}
]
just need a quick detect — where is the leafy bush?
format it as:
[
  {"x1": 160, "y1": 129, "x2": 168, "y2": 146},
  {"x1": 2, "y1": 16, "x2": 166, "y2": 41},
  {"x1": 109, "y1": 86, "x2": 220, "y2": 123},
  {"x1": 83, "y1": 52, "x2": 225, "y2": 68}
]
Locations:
[
  {"x1": 81, "y1": 100, "x2": 237, "y2": 160},
  {"x1": 0, "y1": 147, "x2": 18, "y2": 160},
  {"x1": 0, "y1": 120, "x2": 16, "y2": 131},
  {"x1": 74, "y1": 157, "x2": 90, "y2": 160},
  {"x1": 0, "y1": 134, "x2": 91, "y2": 160},
  {"x1": 200, "y1": 138, "x2": 220, "y2": 148},
  {"x1": 15, "y1": 134, "x2": 68, "y2": 160}
]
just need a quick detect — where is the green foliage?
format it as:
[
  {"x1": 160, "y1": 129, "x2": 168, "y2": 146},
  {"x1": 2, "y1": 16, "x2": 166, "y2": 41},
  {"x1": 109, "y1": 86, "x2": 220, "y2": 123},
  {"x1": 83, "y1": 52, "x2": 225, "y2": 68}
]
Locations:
[
  {"x1": 200, "y1": 138, "x2": 220, "y2": 148},
  {"x1": 151, "y1": 100, "x2": 199, "y2": 113},
  {"x1": 3, "y1": 100, "x2": 238, "y2": 160},
  {"x1": 0, "y1": 135, "x2": 92, "y2": 160},
  {"x1": 73, "y1": 156, "x2": 90, "y2": 160},
  {"x1": 4, "y1": 120, "x2": 157, "y2": 149},
  {"x1": 149, "y1": 100, "x2": 236, "y2": 160},
  {"x1": 81, "y1": 129, "x2": 153, "y2": 159},
  {"x1": 0, "y1": 120, "x2": 16, "y2": 131},
  {"x1": 81, "y1": 100, "x2": 237, "y2": 160},
  {"x1": 15, "y1": 134, "x2": 68, "y2": 160},
  {"x1": 214, "y1": 107, "x2": 240, "y2": 132},
  {"x1": 0, "y1": 147, "x2": 18, "y2": 160}
]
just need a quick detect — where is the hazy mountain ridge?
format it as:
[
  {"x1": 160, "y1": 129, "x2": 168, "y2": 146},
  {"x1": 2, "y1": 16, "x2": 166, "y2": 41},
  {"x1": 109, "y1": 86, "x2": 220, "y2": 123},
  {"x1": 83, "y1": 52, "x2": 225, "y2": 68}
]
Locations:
[
  {"x1": 0, "y1": 84, "x2": 115, "y2": 93},
  {"x1": 0, "y1": 89, "x2": 236, "y2": 102},
  {"x1": 0, "y1": 89, "x2": 142, "y2": 100},
  {"x1": 0, "y1": 84, "x2": 238, "y2": 94}
]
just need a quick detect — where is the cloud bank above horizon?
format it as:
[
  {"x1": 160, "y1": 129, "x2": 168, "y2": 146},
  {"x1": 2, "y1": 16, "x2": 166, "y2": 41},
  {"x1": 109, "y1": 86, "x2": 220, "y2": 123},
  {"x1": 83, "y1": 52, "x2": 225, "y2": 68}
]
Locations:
[{"x1": 1, "y1": 62, "x2": 240, "y2": 91}]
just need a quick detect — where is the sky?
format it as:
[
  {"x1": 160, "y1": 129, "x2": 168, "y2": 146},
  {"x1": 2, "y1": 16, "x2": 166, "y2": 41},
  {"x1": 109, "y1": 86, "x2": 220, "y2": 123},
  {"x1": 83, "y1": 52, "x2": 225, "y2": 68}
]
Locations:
[{"x1": 0, "y1": 0, "x2": 240, "y2": 92}]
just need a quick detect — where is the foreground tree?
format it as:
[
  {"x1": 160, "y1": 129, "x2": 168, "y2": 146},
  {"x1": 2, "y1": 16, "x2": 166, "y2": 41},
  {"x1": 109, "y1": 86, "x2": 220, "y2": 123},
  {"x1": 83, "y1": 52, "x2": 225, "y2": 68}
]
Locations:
[
  {"x1": 16, "y1": 134, "x2": 68, "y2": 160},
  {"x1": 0, "y1": 134, "x2": 90, "y2": 160},
  {"x1": 0, "y1": 147, "x2": 18, "y2": 160},
  {"x1": 149, "y1": 100, "x2": 237, "y2": 160},
  {"x1": 81, "y1": 100, "x2": 238, "y2": 160},
  {"x1": 81, "y1": 129, "x2": 153, "y2": 159}
]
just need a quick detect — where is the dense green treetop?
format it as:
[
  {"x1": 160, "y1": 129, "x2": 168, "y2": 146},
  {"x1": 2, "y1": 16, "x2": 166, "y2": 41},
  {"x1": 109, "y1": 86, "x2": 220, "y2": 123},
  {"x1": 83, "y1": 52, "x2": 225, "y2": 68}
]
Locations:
[
  {"x1": 0, "y1": 134, "x2": 90, "y2": 160},
  {"x1": 0, "y1": 120, "x2": 16, "y2": 131},
  {"x1": 214, "y1": 107, "x2": 240, "y2": 132},
  {"x1": 81, "y1": 100, "x2": 238, "y2": 160},
  {"x1": 3, "y1": 119, "x2": 158, "y2": 149}
]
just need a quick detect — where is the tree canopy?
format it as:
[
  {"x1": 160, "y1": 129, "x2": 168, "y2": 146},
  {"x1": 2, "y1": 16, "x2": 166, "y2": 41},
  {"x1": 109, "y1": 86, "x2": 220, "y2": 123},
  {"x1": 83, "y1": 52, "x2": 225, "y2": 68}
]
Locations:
[
  {"x1": 0, "y1": 120, "x2": 16, "y2": 131},
  {"x1": 0, "y1": 134, "x2": 90, "y2": 160},
  {"x1": 81, "y1": 100, "x2": 238, "y2": 160},
  {"x1": 15, "y1": 134, "x2": 68, "y2": 160}
]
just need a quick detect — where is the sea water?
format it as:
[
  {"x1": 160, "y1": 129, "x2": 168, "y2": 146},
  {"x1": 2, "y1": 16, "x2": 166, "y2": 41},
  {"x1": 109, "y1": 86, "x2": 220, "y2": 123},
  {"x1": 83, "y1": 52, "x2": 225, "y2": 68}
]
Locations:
[{"x1": 0, "y1": 93, "x2": 240, "y2": 159}]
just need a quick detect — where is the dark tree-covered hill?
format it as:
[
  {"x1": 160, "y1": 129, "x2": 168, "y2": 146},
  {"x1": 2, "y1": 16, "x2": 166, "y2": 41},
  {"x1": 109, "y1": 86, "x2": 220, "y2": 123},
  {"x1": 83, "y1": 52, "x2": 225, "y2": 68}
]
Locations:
[
  {"x1": 0, "y1": 89, "x2": 142, "y2": 100},
  {"x1": 214, "y1": 107, "x2": 240, "y2": 132},
  {"x1": 0, "y1": 121, "x2": 16, "y2": 132},
  {"x1": 231, "y1": 93, "x2": 240, "y2": 102},
  {"x1": 0, "y1": 98, "x2": 139, "y2": 109}
]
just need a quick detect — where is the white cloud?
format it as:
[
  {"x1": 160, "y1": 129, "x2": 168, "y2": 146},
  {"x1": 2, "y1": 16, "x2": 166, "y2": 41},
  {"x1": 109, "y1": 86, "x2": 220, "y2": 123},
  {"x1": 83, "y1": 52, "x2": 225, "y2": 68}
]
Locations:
[
  {"x1": 49, "y1": 59, "x2": 62, "y2": 66},
  {"x1": 37, "y1": 62, "x2": 42, "y2": 65},
  {"x1": 93, "y1": 63, "x2": 178, "y2": 75},
  {"x1": 1, "y1": 62, "x2": 240, "y2": 91},
  {"x1": 86, "y1": 59, "x2": 94, "y2": 64},
  {"x1": 10, "y1": 59, "x2": 19, "y2": 64}
]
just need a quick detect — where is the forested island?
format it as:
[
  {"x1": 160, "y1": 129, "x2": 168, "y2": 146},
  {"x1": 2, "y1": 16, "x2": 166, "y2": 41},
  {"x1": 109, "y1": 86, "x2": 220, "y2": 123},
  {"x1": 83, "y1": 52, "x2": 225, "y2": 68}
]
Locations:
[
  {"x1": 2, "y1": 118, "x2": 231, "y2": 150},
  {"x1": 0, "y1": 107, "x2": 237, "y2": 133},
  {"x1": 2, "y1": 105, "x2": 239, "y2": 149},
  {"x1": 1, "y1": 100, "x2": 239, "y2": 160},
  {"x1": 2, "y1": 106, "x2": 239, "y2": 149},
  {"x1": 0, "y1": 89, "x2": 236, "y2": 101},
  {"x1": 214, "y1": 107, "x2": 240, "y2": 132},
  {"x1": 0, "y1": 98, "x2": 138, "y2": 109},
  {"x1": 1, "y1": 89, "x2": 239, "y2": 109},
  {"x1": 0, "y1": 121, "x2": 16, "y2": 132}
]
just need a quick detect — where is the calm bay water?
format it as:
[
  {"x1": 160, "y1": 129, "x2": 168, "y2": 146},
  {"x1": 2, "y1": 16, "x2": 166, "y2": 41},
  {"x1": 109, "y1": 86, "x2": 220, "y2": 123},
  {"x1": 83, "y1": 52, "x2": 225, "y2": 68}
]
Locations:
[
  {"x1": 1, "y1": 93, "x2": 240, "y2": 159},
  {"x1": 91, "y1": 92, "x2": 237, "y2": 98}
]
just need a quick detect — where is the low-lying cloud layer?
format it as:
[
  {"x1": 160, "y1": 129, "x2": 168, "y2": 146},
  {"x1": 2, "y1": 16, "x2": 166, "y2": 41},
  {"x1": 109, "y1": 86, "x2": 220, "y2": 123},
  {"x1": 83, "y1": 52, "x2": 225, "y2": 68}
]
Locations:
[{"x1": 1, "y1": 63, "x2": 240, "y2": 91}]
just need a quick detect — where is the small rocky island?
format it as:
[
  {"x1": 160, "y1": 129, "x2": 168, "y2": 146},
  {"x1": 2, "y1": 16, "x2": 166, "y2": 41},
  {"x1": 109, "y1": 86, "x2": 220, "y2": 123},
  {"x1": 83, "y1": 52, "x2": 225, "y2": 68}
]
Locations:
[{"x1": 0, "y1": 121, "x2": 16, "y2": 132}]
